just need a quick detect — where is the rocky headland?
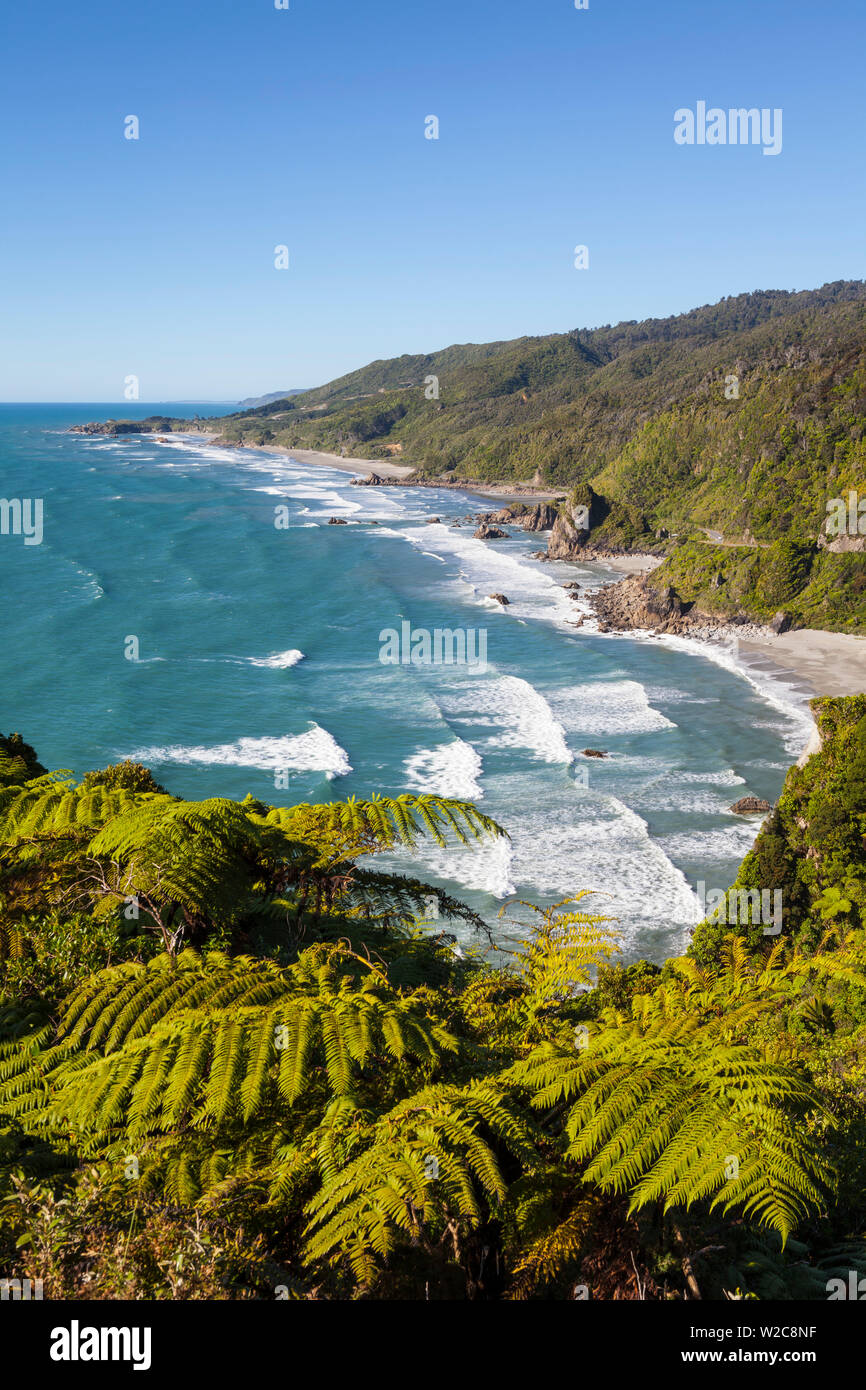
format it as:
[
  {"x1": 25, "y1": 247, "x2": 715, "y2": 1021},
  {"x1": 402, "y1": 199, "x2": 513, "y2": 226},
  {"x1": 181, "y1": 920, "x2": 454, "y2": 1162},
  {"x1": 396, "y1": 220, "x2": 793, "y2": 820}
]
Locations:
[{"x1": 585, "y1": 571, "x2": 781, "y2": 642}]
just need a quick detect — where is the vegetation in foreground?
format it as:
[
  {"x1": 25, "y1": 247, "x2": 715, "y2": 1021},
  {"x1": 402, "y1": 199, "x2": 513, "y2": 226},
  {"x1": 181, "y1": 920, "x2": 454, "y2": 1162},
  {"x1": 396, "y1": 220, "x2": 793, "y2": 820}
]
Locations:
[{"x1": 1, "y1": 707, "x2": 865, "y2": 1301}]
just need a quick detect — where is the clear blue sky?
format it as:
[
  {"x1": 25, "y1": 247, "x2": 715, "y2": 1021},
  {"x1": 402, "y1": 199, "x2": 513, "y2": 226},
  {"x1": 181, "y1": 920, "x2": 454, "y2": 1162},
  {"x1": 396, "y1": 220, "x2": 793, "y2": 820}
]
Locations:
[{"x1": 2, "y1": 0, "x2": 864, "y2": 401}]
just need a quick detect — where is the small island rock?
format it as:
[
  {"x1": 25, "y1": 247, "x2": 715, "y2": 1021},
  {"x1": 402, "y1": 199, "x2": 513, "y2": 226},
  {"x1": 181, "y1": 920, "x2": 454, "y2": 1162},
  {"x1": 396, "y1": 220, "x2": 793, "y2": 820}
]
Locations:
[{"x1": 730, "y1": 796, "x2": 773, "y2": 815}]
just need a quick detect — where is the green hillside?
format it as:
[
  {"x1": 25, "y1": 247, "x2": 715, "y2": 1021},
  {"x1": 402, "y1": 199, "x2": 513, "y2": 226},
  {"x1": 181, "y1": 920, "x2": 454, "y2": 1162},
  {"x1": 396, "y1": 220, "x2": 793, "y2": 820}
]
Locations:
[
  {"x1": 645, "y1": 540, "x2": 866, "y2": 632},
  {"x1": 207, "y1": 281, "x2": 866, "y2": 547},
  {"x1": 692, "y1": 694, "x2": 866, "y2": 962},
  {"x1": 97, "y1": 280, "x2": 866, "y2": 630}
]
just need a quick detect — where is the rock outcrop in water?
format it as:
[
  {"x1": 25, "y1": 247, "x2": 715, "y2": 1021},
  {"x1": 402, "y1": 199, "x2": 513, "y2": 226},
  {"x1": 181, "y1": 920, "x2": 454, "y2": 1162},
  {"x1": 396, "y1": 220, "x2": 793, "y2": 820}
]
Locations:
[
  {"x1": 547, "y1": 506, "x2": 590, "y2": 559},
  {"x1": 587, "y1": 572, "x2": 781, "y2": 645},
  {"x1": 521, "y1": 503, "x2": 559, "y2": 531},
  {"x1": 475, "y1": 504, "x2": 557, "y2": 531},
  {"x1": 474, "y1": 524, "x2": 509, "y2": 540},
  {"x1": 730, "y1": 796, "x2": 773, "y2": 815}
]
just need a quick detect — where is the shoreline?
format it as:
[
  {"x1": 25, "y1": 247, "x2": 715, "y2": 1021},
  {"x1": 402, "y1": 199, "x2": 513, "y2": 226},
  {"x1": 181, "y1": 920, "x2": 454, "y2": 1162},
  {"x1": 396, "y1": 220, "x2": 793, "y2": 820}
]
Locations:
[
  {"x1": 585, "y1": 611, "x2": 866, "y2": 704},
  {"x1": 165, "y1": 432, "x2": 567, "y2": 501},
  {"x1": 584, "y1": 554, "x2": 665, "y2": 576},
  {"x1": 737, "y1": 629, "x2": 866, "y2": 700},
  {"x1": 148, "y1": 432, "x2": 866, "y2": 702}
]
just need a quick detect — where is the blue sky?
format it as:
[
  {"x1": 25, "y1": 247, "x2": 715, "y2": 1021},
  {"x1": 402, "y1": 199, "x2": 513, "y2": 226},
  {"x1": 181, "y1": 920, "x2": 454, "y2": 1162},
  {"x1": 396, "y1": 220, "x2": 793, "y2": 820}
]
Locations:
[{"x1": 2, "y1": 0, "x2": 864, "y2": 401}]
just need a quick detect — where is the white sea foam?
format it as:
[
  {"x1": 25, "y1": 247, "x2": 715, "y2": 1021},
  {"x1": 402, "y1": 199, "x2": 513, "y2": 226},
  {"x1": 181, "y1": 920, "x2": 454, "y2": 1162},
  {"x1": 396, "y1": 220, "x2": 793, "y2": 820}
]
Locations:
[
  {"x1": 642, "y1": 684, "x2": 717, "y2": 705},
  {"x1": 127, "y1": 724, "x2": 351, "y2": 778},
  {"x1": 548, "y1": 679, "x2": 676, "y2": 737},
  {"x1": 438, "y1": 674, "x2": 573, "y2": 765},
  {"x1": 658, "y1": 823, "x2": 761, "y2": 861},
  {"x1": 415, "y1": 771, "x2": 701, "y2": 950},
  {"x1": 244, "y1": 649, "x2": 305, "y2": 669},
  {"x1": 404, "y1": 740, "x2": 484, "y2": 799},
  {"x1": 71, "y1": 563, "x2": 105, "y2": 602},
  {"x1": 507, "y1": 794, "x2": 700, "y2": 952},
  {"x1": 651, "y1": 632, "x2": 814, "y2": 755},
  {"x1": 394, "y1": 523, "x2": 577, "y2": 628},
  {"x1": 668, "y1": 768, "x2": 746, "y2": 785},
  {"x1": 413, "y1": 834, "x2": 516, "y2": 899}
]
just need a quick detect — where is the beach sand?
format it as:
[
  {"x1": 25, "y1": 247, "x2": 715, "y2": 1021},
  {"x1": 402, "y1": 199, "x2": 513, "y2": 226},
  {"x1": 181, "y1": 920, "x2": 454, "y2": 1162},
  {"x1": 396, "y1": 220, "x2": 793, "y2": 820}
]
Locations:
[
  {"x1": 255, "y1": 446, "x2": 566, "y2": 500},
  {"x1": 595, "y1": 555, "x2": 665, "y2": 575},
  {"x1": 739, "y1": 629, "x2": 866, "y2": 699},
  {"x1": 262, "y1": 445, "x2": 415, "y2": 479},
  {"x1": 180, "y1": 433, "x2": 566, "y2": 500},
  {"x1": 170, "y1": 433, "x2": 417, "y2": 480}
]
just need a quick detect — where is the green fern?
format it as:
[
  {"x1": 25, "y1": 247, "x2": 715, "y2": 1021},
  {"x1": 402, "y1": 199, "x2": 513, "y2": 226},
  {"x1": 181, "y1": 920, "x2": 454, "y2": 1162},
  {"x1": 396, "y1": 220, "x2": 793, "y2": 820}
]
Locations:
[
  {"x1": 510, "y1": 942, "x2": 833, "y2": 1242},
  {"x1": 302, "y1": 1081, "x2": 535, "y2": 1284},
  {"x1": 0, "y1": 946, "x2": 456, "y2": 1146}
]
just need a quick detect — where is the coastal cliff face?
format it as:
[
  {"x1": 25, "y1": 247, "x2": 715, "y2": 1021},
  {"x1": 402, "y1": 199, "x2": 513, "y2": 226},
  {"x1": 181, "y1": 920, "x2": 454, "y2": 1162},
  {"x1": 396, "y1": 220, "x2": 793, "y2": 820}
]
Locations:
[
  {"x1": 520, "y1": 503, "x2": 559, "y2": 532},
  {"x1": 547, "y1": 506, "x2": 589, "y2": 559},
  {"x1": 588, "y1": 574, "x2": 689, "y2": 633},
  {"x1": 586, "y1": 571, "x2": 783, "y2": 642},
  {"x1": 823, "y1": 533, "x2": 866, "y2": 553}
]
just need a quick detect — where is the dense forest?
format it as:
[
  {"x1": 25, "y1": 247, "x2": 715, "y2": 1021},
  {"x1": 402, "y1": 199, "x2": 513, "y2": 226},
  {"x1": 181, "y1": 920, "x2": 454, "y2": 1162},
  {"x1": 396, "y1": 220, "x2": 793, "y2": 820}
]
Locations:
[{"x1": 2, "y1": 700, "x2": 866, "y2": 1301}]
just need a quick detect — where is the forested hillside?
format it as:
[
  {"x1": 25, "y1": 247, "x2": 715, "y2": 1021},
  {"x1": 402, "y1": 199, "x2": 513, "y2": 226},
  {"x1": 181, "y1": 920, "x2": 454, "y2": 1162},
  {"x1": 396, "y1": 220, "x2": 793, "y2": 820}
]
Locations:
[
  {"x1": 209, "y1": 281, "x2": 866, "y2": 548},
  {"x1": 81, "y1": 281, "x2": 866, "y2": 631}
]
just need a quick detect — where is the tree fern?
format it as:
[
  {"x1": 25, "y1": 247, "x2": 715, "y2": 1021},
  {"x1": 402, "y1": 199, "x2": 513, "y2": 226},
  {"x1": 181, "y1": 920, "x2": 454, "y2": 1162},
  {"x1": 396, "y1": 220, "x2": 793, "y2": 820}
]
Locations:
[
  {"x1": 302, "y1": 1081, "x2": 535, "y2": 1283},
  {"x1": 264, "y1": 793, "x2": 506, "y2": 860},
  {"x1": 0, "y1": 946, "x2": 457, "y2": 1147},
  {"x1": 510, "y1": 944, "x2": 832, "y2": 1242}
]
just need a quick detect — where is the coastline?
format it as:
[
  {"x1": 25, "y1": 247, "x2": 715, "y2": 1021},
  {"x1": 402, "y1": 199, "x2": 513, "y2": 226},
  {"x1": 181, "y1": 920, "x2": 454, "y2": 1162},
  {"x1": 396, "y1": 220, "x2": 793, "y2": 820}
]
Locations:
[
  {"x1": 137, "y1": 432, "x2": 866, "y2": 703},
  {"x1": 588, "y1": 554, "x2": 665, "y2": 575},
  {"x1": 737, "y1": 629, "x2": 866, "y2": 699},
  {"x1": 590, "y1": 614, "x2": 866, "y2": 704},
  {"x1": 166, "y1": 432, "x2": 567, "y2": 502},
  {"x1": 579, "y1": 562, "x2": 866, "y2": 703}
]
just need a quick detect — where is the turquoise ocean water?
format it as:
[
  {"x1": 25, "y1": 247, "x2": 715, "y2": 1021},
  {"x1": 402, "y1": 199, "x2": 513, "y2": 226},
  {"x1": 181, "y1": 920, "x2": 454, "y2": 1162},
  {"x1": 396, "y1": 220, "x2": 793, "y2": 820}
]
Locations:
[{"x1": 0, "y1": 403, "x2": 815, "y2": 962}]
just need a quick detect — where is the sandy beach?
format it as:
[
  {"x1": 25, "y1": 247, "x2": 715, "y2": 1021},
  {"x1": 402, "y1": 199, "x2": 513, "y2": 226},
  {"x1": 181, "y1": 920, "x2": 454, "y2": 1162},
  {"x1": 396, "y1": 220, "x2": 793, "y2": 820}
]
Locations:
[
  {"x1": 594, "y1": 554, "x2": 665, "y2": 575},
  {"x1": 183, "y1": 433, "x2": 569, "y2": 502},
  {"x1": 256, "y1": 445, "x2": 566, "y2": 500},
  {"x1": 257, "y1": 445, "x2": 416, "y2": 479},
  {"x1": 739, "y1": 629, "x2": 866, "y2": 698}
]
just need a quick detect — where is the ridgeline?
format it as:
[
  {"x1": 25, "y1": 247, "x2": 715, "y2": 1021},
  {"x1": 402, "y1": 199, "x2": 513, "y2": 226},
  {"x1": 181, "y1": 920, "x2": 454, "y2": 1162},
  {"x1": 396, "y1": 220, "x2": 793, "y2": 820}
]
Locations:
[{"x1": 74, "y1": 280, "x2": 866, "y2": 631}]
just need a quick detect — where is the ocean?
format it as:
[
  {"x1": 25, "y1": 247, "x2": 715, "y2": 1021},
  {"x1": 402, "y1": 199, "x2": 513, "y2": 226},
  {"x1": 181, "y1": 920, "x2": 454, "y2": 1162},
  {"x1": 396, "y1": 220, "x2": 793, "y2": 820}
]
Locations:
[{"x1": 0, "y1": 403, "x2": 815, "y2": 963}]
